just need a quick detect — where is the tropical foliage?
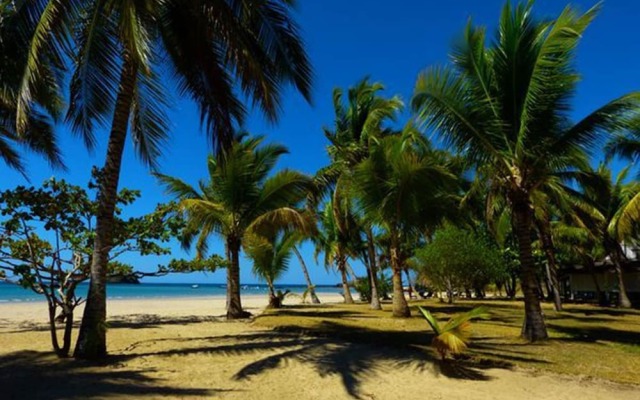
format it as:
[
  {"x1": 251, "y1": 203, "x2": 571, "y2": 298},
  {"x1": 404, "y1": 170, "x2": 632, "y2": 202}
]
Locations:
[
  {"x1": 419, "y1": 306, "x2": 490, "y2": 360},
  {"x1": 157, "y1": 135, "x2": 312, "y2": 318}
]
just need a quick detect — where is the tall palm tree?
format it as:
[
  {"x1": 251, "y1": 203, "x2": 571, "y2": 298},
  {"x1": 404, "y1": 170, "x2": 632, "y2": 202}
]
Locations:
[
  {"x1": 157, "y1": 135, "x2": 311, "y2": 319},
  {"x1": 11, "y1": 0, "x2": 312, "y2": 359},
  {"x1": 353, "y1": 131, "x2": 458, "y2": 317},
  {"x1": 570, "y1": 165, "x2": 640, "y2": 308},
  {"x1": 0, "y1": 3, "x2": 64, "y2": 174},
  {"x1": 318, "y1": 78, "x2": 403, "y2": 310},
  {"x1": 411, "y1": 2, "x2": 640, "y2": 340},
  {"x1": 245, "y1": 230, "x2": 297, "y2": 308}
]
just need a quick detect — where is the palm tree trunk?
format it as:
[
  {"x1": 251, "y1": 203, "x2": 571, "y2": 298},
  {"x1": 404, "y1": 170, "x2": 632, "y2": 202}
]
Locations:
[
  {"x1": 74, "y1": 60, "x2": 138, "y2": 359},
  {"x1": 390, "y1": 235, "x2": 410, "y2": 317},
  {"x1": 292, "y1": 246, "x2": 320, "y2": 304},
  {"x1": 366, "y1": 228, "x2": 382, "y2": 310},
  {"x1": 609, "y1": 244, "x2": 632, "y2": 308},
  {"x1": 535, "y1": 219, "x2": 562, "y2": 311},
  {"x1": 227, "y1": 236, "x2": 247, "y2": 318},
  {"x1": 512, "y1": 199, "x2": 548, "y2": 341},
  {"x1": 267, "y1": 281, "x2": 279, "y2": 308},
  {"x1": 338, "y1": 257, "x2": 354, "y2": 304}
]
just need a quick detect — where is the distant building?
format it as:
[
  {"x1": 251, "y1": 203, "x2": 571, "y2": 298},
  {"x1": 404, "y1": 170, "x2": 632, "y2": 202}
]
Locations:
[{"x1": 560, "y1": 244, "x2": 640, "y2": 306}]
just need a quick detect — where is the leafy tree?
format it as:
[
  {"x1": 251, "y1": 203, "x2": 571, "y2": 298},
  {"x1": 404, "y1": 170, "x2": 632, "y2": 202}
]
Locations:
[
  {"x1": 353, "y1": 131, "x2": 459, "y2": 317},
  {"x1": 10, "y1": 0, "x2": 312, "y2": 359},
  {"x1": 157, "y1": 135, "x2": 311, "y2": 319},
  {"x1": 0, "y1": 178, "x2": 191, "y2": 357},
  {"x1": 411, "y1": 1, "x2": 640, "y2": 340},
  {"x1": 415, "y1": 225, "x2": 505, "y2": 303}
]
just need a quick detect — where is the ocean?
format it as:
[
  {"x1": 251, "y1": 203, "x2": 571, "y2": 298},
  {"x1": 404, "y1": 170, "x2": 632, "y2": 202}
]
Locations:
[{"x1": 0, "y1": 281, "x2": 342, "y2": 303}]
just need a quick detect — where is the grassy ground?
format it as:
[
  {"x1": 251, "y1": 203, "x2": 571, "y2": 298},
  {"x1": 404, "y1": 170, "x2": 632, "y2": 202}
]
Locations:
[{"x1": 254, "y1": 299, "x2": 640, "y2": 385}]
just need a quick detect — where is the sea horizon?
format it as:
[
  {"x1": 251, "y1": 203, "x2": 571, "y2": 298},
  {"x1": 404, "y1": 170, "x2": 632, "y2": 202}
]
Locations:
[{"x1": 0, "y1": 281, "x2": 343, "y2": 303}]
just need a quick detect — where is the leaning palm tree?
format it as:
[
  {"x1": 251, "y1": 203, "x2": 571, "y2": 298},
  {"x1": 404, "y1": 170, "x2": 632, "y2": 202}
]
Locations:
[
  {"x1": 352, "y1": 131, "x2": 459, "y2": 317},
  {"x1": 0, "y1": 3, "x2": 64, "y2": 174},
  {"x1": 245, "y1": 230, "x2": 298, "y2": 308},
  {"x1": 11, "y1": 0, "x2": 312, "y2": 359},
  {"x1": 411, "y1": 2, "x2": 640, "y2": 340},
  {"x1": 157, "y1": 135, "x2": 312, "y2": 318},
  {"x1": 570, "y1": 164, "x2": 640, "y2": 308}
]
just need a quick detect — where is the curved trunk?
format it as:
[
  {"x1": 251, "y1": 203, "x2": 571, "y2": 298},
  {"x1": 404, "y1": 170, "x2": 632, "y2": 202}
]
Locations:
[
  {"x1": 512, "y1": 199, "x2": 548, "y2": 341},
  {"x1": 535, "y1": 219, "x2": 562, "y2": 311},
  {"x1": 390, "y1": 236, "x2": 410, "y2": 317},
  {"x1": 366, "y1": 228, "x2": 382, "y2": 310},
  {"x1": 267, "y1": 281, "x2": 280, "y2": 308},
  {"x1": 75, "y1": 60, "x2": 138, "y2": 359},
  {"x1": 338, "y1": 257, "x2": 354, "y2": 304},
  {"x1": 293, "y1": 246, "x2": 320, "y2": 304},
  {"x1": 586, "y1": 259, "x2": 606, "y2": 306},
  {"x1": 227, "y1": 236, "x2": 248, "y2": 318},
  {"x1": 405, "y1": 268, "x2": 417, "y2": 300},
  {"x1": 609, "y1": 243, "x2": 632, "y2": 308}
]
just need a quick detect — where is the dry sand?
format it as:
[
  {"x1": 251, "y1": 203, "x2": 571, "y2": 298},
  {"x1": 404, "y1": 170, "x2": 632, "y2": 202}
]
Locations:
[{"x1": 1, "y1": 294, "x2": 638, "y2": 400}]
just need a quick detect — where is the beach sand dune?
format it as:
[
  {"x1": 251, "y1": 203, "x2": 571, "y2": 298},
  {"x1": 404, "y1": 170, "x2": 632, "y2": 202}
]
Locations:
[{"x1": 0, "y1": 295, "x2": 638, "y2": 400}]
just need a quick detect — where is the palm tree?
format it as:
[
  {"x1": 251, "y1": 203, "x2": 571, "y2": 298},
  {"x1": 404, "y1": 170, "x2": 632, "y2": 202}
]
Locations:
[
  {"x1": 318, "y1": 78, "x2": 403, "y2": 310},
  {"x1": 11, "y1": 0, "x2": 312, "y2": 359},
  {"x1": 157, "y1": 135, "x2": 312, "y2": 318},
  {"x1": 0, "y1": 3, "x2": 64, "y2": 174},
  {"x1": 290, "y1": 235, "x2": 321, "y2": 304},
  {"x1": 353, "y1": 131, "x2": 458, "y2": 317},
  {"x1": 411, "y1": 2, "x2": 640, "y2": 340},
  {"x1": 570, "y1": 165, "x2": 640, "y2": 308},
  {"x1": 245, "y1": 230, "x2": 297, "y2": 308},
  {"x1": 314, "y1": 198, "x2": 359, "y2": 304}
]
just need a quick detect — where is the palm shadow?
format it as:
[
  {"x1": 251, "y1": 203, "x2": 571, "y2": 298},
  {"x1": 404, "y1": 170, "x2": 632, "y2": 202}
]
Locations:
[{"x1": 0, "y1": 351, "x2": 219, "y2": 399}]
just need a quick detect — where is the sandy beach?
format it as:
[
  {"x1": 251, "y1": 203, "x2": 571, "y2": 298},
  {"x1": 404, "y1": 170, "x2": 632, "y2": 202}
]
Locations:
[{"x1": 0, "y1": 294, "x2": 638, "y2": 400}]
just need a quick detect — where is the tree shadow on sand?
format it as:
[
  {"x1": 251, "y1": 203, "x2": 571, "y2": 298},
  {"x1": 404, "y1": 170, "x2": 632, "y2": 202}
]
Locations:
[
  {"x1": 0, "y1": 350, "x2": 223, "y2": 399},
  {"x1": 115, "y1": 320, "x2": 517, "y2": 400}
]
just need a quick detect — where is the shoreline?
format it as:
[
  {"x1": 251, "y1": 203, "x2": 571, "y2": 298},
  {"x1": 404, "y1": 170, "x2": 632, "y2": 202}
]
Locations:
[{"x1": 0, "y1": 292, "x2": 346, "y2": 327}]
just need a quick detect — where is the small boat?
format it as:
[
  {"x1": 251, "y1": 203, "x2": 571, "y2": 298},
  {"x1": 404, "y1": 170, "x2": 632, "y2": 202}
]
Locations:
[{"x1": 191, "y1": 284, "x2": 199, "y2": 289}]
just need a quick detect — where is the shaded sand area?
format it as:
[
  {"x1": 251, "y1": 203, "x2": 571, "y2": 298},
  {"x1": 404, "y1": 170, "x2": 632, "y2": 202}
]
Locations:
[{"x1": 1, "y1": 296, "x2": 639, "y2": 400}]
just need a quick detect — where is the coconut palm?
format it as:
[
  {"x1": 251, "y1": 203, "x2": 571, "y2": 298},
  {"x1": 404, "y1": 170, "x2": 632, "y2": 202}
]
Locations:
[
  {"x1": 314, "y1": 198, "x2": 360, "y2": 304},
  {"x1": 11, "y1": 0, "x2": 312, "y2": 359},
  {"x1": 157, "y1": 135, "x2": 311, "y2": 318},
  {"x1": 290, "y1": 236, "x2": 321, "y2": 304},
  {"x1": 569, "y1": 164, "x2": 640, "y2": 308},
  {"x1": 0, "y1": 3, "x2": 64, "y2": 174},
  {"x1": 317, "y1": 78, "x2": 403, "y2": 310},
  {"x1": 245, "y1": 231, "x2": 297, "y2": 308},
  {"x1": 411, "y1": 2, "x2": 640, "y2": 340},
  {"x1": 419, "y1": 306, "x2": 490, "y2": 360},
  {"x1": 352, "y1": 131, "x2": 459, "y2": 317}
]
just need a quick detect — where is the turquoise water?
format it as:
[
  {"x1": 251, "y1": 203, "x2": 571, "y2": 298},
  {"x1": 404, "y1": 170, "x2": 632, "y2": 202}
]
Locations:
[{"x1": 0, "y1": 282, "x2": 342, "y2": 303}]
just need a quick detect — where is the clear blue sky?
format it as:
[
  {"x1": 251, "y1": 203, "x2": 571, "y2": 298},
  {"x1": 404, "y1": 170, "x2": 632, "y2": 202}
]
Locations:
[{"x1": 2, "y1": 0, "x2": 638, "y2": 285}]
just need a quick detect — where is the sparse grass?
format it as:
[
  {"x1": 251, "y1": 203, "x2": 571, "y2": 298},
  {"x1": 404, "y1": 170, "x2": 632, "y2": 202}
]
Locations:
[{"x1": 254, "y1": 299, "x2": 640, "y2": 385}]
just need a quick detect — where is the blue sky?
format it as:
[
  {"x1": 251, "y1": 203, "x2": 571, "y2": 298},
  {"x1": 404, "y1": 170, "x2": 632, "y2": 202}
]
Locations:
[{"x1": 2, "y1": 0, "x2": 639, "y2": 285}]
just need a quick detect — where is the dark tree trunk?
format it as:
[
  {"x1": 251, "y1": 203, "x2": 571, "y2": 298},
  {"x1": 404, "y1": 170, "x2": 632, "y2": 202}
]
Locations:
[
  {"x1": 405, "y1": 268, "x2": 417, "y2": 300},
  {"x1": 227, "y1": 237, "x2": 248, "y2": 319},
  {"x1": 609, "y1": 243, "x2": 632, "y2": 308},
  {"x1": 267, "y1": 282, "x2": 280, "y2": 308},
  {"x1": 390, "y1": 237, "x2": 410, "y2": 317},
  {"x1": 366, "y1": 228, "x2": 382, "y2": 310},
  {"x1": 512, "y1": 198, "x2": 548, "y2": 341},
  {"x1": 75, "y1": 60, "x2": 138, "y2": 360},
  {"x1": 535, "y1": 219, "x2": 562, "y2": 311},
  {"x1": 338, "y1": 256, "x2": 354, "y2": 304},
  {"x1": 48, "y1": 302, "x2": 62, "y2": 357},
  {"x1": 293, "y1": 246, "x2": 320, "y2": 304}
]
